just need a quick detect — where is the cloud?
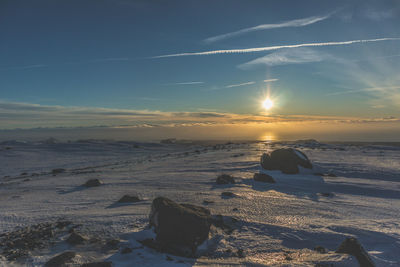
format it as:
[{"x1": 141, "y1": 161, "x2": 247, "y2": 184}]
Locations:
[
  {"x1": 238, "y1": 48, "x2": 327, "y2": 69},
  {"x1": 0, "y1": 100, "x2": 398, "y2": 130},
  {"x1": 225, "y1": 81, "x2": 255, "y2": 88},
  {"x1": 363, "y1": 7, "x2": 396, "y2": 21},
  {"x1": 152, "y1": 37, "x2": 400, "y2": 58},
  {"x1": 0, "y1": 64, "x2": 47, "y2": 71},
  {"x1": 263, "y1": 79, "x2": 279, "y2": 83},
  {"x1": 166, "y1": 81, "x2": 204, "y2": 85},
  {"x1": 203, "y1": 14, "x2": 332, "y2": 43},
  {"x1": 326, "y1": 86, "x2": 400, "y2": 96}
]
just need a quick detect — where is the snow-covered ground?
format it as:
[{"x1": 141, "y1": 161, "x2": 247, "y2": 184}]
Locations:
[{"x1": 0, "y1": 139, "x2": 399, "y2": 266}]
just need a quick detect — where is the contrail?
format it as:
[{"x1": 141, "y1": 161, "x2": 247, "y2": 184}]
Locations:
[
  {"x1": 204, "y1": 14, "x2": 331, "y2": 43},
  {"x1": 152, "y1": 37, "x2": 400, "y2": 58}
]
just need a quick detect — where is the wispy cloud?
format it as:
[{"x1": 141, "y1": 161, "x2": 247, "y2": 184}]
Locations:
[
  {"x1": 0, "y1": 64, "x2": 47, "y2": 71},
  {"x1": 238, "y1": 48, "x2": 328, "y2": 69},
  {"x1": 225, "y1": 81, "x2": 255, "y2": 88},
  {"x1": 263, "y1": 79, "x2": 279, "y2": 83},
  {"x1": 326, "y1": 86, "x2": 400, "y2": 96},
  {"x1": 166, "y1": 81, "x2": 204, "y2": 85},
  {"x1": 152, "y1": 37, "x2": 400, "y2": 58},
  {"x1": 204, "y1": 14, "x2": 332, "y2": 43}
]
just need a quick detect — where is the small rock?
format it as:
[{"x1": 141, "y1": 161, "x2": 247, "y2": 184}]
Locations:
[
  {"x1": 221, "y1": 192, "x2": 236, "y2": 198},
  {"x1": 166, "y1": 255, "x2": 174, "y2": 261},
  {"x1": 66, "y1": 232, "x2": 87, "y2": 245},
  {"x1": 117, "y1": 195, "x2": 141, "y2": 203},
  {"x1": 319, "y1": 192, "x2": 334, "y2": 197},
  {"x1": 216, "y1": 174, "x2": 235, "y2": 184},
  {"x1": 236, "y1": 248, "x2": 245, "y2": 258},
  {"x1": 121, "y1": 247, "x2": 132, "y2": 254},
  {"x1": 325, "y1": 173, "x2": 337, "y2": 177},
  {"x1": 202, "y1": 200, "x2": 214, "y2": 205},
  {"x1": 45, "y1": 251, "x2": 76, "y2": 267},
  {"x1": 336, "y1": 237, "x2": 375, "y2": 267},
  {"x1": 83, "y1": 179, "x2": 103, "y2": 187},
  {"x1": 104, "y1": 239, "x2": 120, "y2": 250},
  {"x1": 314, "y1": 246, "x2": 327, "y2": 253},
  {"x1": 52, "y1": 168, "x2": 66, "y2": 175},
  {"x1": 232, "y1": 208, "x2": 239, "y2": 212},
  {"x1": 253, "y1": 173, "x2": 276, "y2": 183},
  {"x1": 56, "y1": 220, "x2": 72, "y2": 229}
]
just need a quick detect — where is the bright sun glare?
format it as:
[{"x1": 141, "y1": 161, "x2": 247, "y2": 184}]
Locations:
[{"x1": 263, "y1": 98, "x2": 274, "y2": 110}]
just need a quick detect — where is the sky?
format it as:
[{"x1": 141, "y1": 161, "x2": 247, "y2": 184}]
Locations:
[{"x1": 1, "y1": 0, "x2": 400, "y2": 141}]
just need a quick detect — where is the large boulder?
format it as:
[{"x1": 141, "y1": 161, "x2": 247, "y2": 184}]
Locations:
[
  {"x1": 260, "y1": 148, "x2": 312, "y2": 174},
  {"x1": 148, "y1": 197, "x2": 211, "y2": 256},
  {"x1": 336, "y1": 237, "x2": 375, "y2": 267}
]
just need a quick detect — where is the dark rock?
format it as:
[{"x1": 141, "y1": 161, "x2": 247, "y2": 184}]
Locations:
[
  {"x1": 148, "y1": 197, "x2": 211, "y2": 257},
  {"x1": 20, "y1": 172, "x2": 28, "y2": 176},
  {"x1": 221, "y1": 192, "x2": 236, "y2": 198},
  {"x1": 236, "y1": 248, "x2": 245, "y2": 258},
  {"x1": 319, "y1": 192, "x2": 334, "y2": 197},
  {"x1": 260, "y1": 148, "x2": 312, "y2": 174},
  {"x1": 325, "y1": 173, "x2": 337, "y2": 177},
  {"x1": 56, "y1": 220, "x2": 72, "y2": 229},
  {"x1": 202, "y1": 200, "x2": 214, "y2": 205},
  {"x1": 117, "y1": 195, "x2": 141, "y2": 203},
  {"x1": 83, "y1": 179, "x2": 103, "y2": 187},
  {"x1": 336, "y1": 237, "x2": 375, "y2": 267},
  {"x1": 104, "y1": 239, "x2": 120, "y2": 250},
  {"x1": 211, "y1": 215, "x2": 234, "y2": 234},
  {"x1": 52, "y1": 168, "x2": 66, "y2": 175},
  {"x1": 45, "y1": 251, "x2": 76, "y2": 267},
  {"x1": 216, "y1": 174, "x2": 235, "y2": 184},
  {"x1": 314, "y1": 246, "x2": 327, "y2": 253},
  {"x1": 66, "y1": 232, "x2": 87, "y2": 245},
  {"x1": 81, "y1": 262, "x2": 113, "y2": 267},
  {"x1": 253, "y1": 173, "x2": 276, "y2": 183},
  {"x1": 232, "y1": 208, "x2": 239, "y2": 212},
  {"x1": 121, "y1": 247, "x2": 132, "y2": 254},
  {"x1": 166, "y1": 255, "x2": 174, "y2": 261}
]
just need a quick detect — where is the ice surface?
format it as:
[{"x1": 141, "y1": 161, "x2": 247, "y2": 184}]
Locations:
[{"x1": 0, "y1": 140, "x2": 399, "y2": 266}]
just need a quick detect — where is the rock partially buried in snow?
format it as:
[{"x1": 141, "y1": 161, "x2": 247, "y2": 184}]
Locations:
[
  {"x1": 148, "y1": 197, "x2": 211, "y2": 257},
  {"x1": 253, "y1": 173, "x2": 276, "y2": 183},
  {"x1": 83, "y1": 179, "x2": 103, "y2": 187},
  {"x1": 66, "y1": 232, "x2": 87, "y2": 245},
  {"x1": 117, "y1": 195, "x2": 141, "y2": 203},
  {"x1": 45, "y1": 251, "x2": 76, "y2": 267},
  {"x1": 216, "y1": 174, "x2": 235, "y2": 184},
  {"x1": 336, "y1": 237, "x2": 375, "y2": 267},
  {"x1": 260, "y1": 148, "x2": 312, "y2": 174},
  {"x1": 221, "y1": 191, "x2": 236, "y2": 198}
]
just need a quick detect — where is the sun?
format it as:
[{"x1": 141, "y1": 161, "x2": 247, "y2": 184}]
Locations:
[{"x1": 263, "y1": 98, "x2": 274, "y2": 110}]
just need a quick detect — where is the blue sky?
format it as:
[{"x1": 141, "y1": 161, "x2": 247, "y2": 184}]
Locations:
[{"x1": 1, "y1": 0, "x2": 400, "y2": 139}]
